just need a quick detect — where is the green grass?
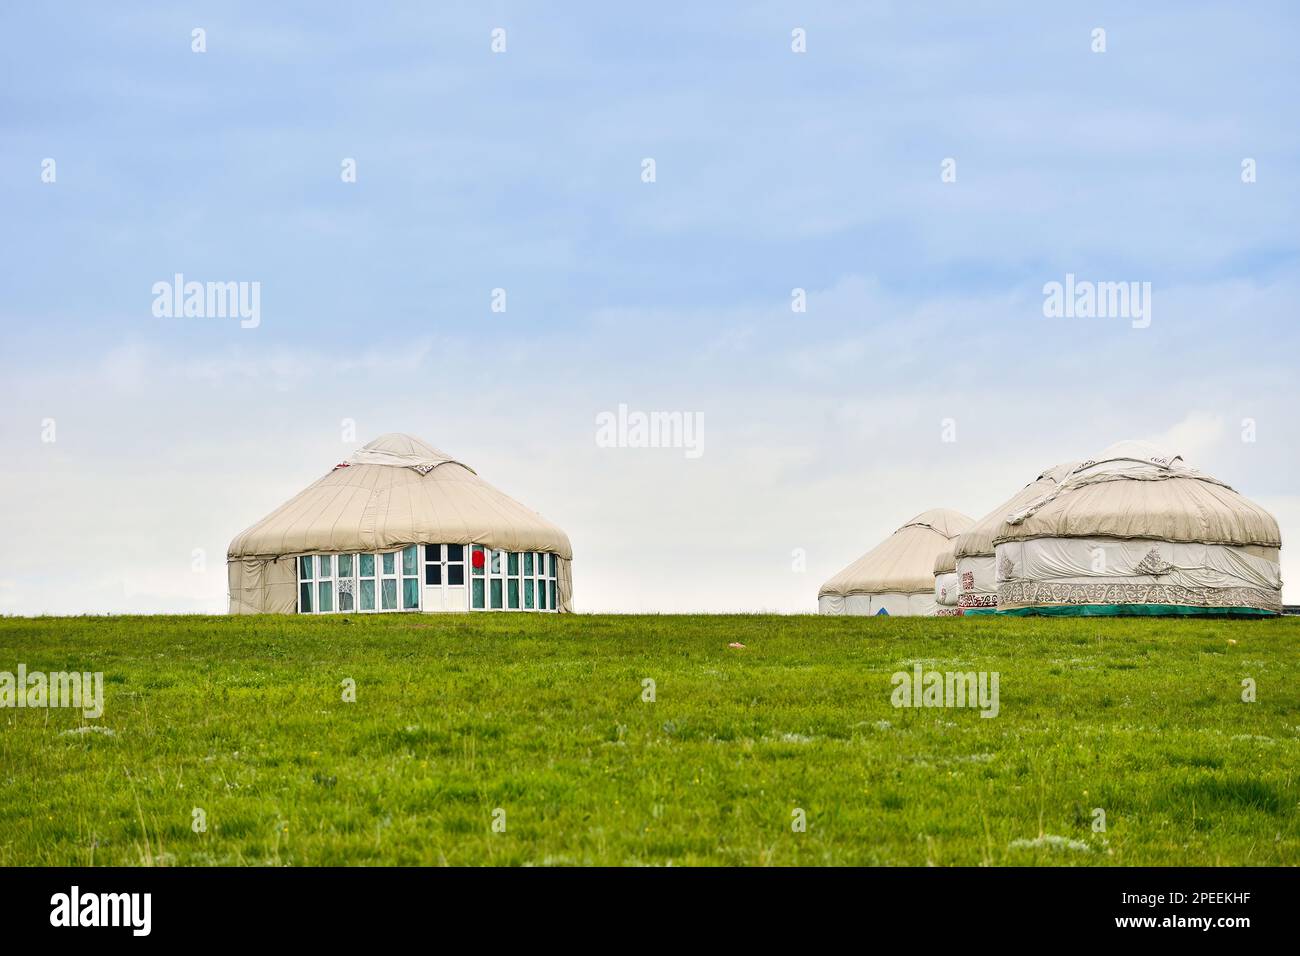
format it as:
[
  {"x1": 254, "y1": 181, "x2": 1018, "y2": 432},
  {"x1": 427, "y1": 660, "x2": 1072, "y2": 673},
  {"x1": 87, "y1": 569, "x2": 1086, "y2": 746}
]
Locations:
[{"x1": 0, "y1": 614, "x2": 1297, "y2": 866}]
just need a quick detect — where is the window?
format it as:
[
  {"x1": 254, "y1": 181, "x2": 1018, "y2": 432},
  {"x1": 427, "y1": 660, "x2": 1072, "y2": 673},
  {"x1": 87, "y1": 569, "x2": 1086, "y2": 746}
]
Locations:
[
  {"x1": 401, "y1": 545, "x2": 420, "y2": 610},
  {"x1": 523, "y1": 552, "x2": 535, "y2": 609},
  {"x1": 359, "y1": 553, "x2": 376, "y2": 611},
  {"x1": 425, "y1": 544, "x2": 442, "y2": 585},
  {"x1": 337, "y1": 554, "x2": 355, "y2": 612},
  {"x1": 507, "y1": 552, "x2": 520, "y2": 609},
  {"x1": 549, "y1": 554, "x2": 558, "y2": 610},
  {"x1": 381, "y1": 551, "x2": 398, "y2": 610},
  {"x1": 471, "y1": 545, "x2": 486, "y2": 609},
  {"x1": 489, "y1": 549, "x2": 504, "y2": 609},
  {"x1": 317, "y1": 556, "x2": 334, "y2": 613},
  {"x1": 535, "y1": 552, "x2": 552, "y2": 612},
  {"x1": 448, "y1": 544, "x2": 465, "y2": 586},
  {"x1": 295, "y1": 547, "x2": 558, "y2": 614}
]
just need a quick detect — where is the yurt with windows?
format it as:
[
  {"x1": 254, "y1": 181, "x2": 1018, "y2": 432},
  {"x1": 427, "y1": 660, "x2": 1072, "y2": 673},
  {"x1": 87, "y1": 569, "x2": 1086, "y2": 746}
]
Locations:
[
  {"x1": 991, "y1": 441, "x2": 1282, "y2": 616},
  {"x1": 932, "y1": 544, "x2": 961, "y2": 616},
  {"x1": 819, "y1": 509, "x2": 974, "y2": 616},
  {"x1": 952, "y1": 461, "x2": 1077, "y2": 615},
  {"x1": 227, "y1": 433, "x2": 573, "y2": 615}
]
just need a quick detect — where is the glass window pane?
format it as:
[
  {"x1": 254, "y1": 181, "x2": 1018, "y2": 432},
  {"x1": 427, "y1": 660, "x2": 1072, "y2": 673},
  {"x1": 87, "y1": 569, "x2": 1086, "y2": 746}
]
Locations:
[
  {"x1": 360, "y1": 580, "x2": 375, "y2": 611},
  {"x1": 337, "y1": 554, "x2": 353, "y2": 577},
  {"x1": 524, "y1": 579, "x2": 534, "y2": 609},
  {"x1": 425, "y1": 563, "x2": 442, "y2": 585},
  {"x1": 448, "y1": 564, "x2": 465, "y2": 586},
  {"x1": 523, "y1": 553, "x2": 534, "y2": 576},
  {"x1": 318, "y1": 555, "x2": 332, "y2": 579},
  {"x1": 472, "y1": 579, "x2": 485, "y2": 609},
  {"x1": 338, "y1": 584, "x2": 354, "y2": 612},
  {"x1": 402, "y1": 545, "x2": 418, "y2": 576},
  {"x1": 490, "y1": 550, "x2": 501, "y2": 574},
  {"x1": 490, "y1": 579, "x2": 503, "y2": 609},
  {"x1": 382, "y1": 552, "x2": 396, "y2": 576},
  {"x1": 318, "y1": 581, "x2": 334, "y2": 613},
  {"x1": 359, "y1": 553, "x2": 375, "y2": 577},
  {"x1": 425, "y1": 544, "x2": 441, "y2": 564},
  {"x1": 447, "y1": 544, "x2": 464, "y2": 562},
  {"x1": 471, "y1": 545, "x2": 485, "y2": 575},
  {"x1": 403, "y1": 578, "x2": 420, "y2": 610},
  {"x1": 381, "y1": 579, "x2": 397, "y2": 610},
  {"x1": 508, "y1": 579, "x2": 519, "y2": 609},
  {"x1": 300, "y1": 582, "x2": 313, "y2": 613},
  {"x1": 548, "y1": 581, "x2": 555, "y2": 610},
  {"x1": 508, "y1": 552, "x2": 519, "y2": 575},
  {"x1": 299, "y1": 556, "x2": 313, "y2": 580}
]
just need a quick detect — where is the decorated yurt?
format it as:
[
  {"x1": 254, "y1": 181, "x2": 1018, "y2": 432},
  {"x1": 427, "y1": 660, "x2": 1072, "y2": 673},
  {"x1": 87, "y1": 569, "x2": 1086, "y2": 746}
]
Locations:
[
  {"x1": 819, "y1": 509, "x2": 974, "y2": 616},
  {"x1": 227, "y1": 433, "x2": 573, "y2": 615},
  {"x1": 952, "y1": 461, "x2": 1077, "y2": 615},
  {"x1": 932, "y1": 544, "x2": 961, "y2": 616},
  {"x1": 990, "y1": 441, "x2": 1282, "y2": 616}
]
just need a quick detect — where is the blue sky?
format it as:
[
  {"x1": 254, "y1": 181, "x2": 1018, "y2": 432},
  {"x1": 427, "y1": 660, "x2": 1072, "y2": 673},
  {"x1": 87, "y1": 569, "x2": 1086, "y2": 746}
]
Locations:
[{"x1": 1, "y1": 2, "x2": 1297, "y2": 612}]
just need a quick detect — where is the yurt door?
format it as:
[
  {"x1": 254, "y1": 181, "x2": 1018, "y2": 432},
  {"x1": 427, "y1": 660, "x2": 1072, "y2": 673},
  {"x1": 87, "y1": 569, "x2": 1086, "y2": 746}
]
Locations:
[{"x1": 423, "y1": 544, "x2": 469, "y2": 612}]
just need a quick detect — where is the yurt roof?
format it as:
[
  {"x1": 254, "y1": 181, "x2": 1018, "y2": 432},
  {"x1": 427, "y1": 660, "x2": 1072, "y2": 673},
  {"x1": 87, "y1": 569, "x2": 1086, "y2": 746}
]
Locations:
[
  {"x1": 990, "y1": 441, "x2": 1280, "y2": 548},
  {"x1": 953, "y1": 461, "x2": 1078, "y2": 560},
  {"x1": 933, "y1": 543, "x2": 958, "y2": 576},
  {"x1": 820, "y1": 508, "x2": 975, "y2": 598},
  {"x1": 228, "y1": 433, "x2": 572, "y2": 560}
]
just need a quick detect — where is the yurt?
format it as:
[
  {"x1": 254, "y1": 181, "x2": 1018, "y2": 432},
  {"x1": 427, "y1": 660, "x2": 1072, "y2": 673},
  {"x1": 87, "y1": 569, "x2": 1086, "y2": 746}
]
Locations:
[
  {"x1": 952, "y1": 461, "x2": 1077, "y2": 615},
  {"x1": 932, "y1": 544, "x2": 961, "y2": 616},
  {"x1": 991, "y1": 441, "x2": 1282, "y2": 616},
  {"x1": 819, "y1": 509, "x2": 974, "y2": 616},
  {"x1": 227, "y1": 433, "x2": 573, "y2": 615}
]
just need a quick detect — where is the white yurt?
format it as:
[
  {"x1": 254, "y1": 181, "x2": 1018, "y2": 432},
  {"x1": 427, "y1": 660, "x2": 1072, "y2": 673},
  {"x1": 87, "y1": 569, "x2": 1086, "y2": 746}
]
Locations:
[
  {"x1": 227, "y1": 433, "x2": 573, "y2": 615},
  {"x1": 952, "y1": 461, "x2": 1077, "y2": 615},
  {"x1": 932, "y1": 544, "x2": 961, "y2": 616},
  {"x1": 991, "y1": 441, "x2": 1282, "y2": 616},
  {"x1": 819, "y1": 509, "x2": 974, "y2": 616}
]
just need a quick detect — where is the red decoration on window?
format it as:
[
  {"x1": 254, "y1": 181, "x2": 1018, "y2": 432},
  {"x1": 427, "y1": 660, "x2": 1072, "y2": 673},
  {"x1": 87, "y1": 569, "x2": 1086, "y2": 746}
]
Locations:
[{"x1": 471, "y1": 549, "x2": 485, "y2": 569}]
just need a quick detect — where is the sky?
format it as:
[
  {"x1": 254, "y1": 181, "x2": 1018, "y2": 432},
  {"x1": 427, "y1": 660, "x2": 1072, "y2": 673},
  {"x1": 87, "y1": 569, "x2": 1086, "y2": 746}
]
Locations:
[{"x1": 1, "y1": 2, "x2": 1297, "y2": 614}]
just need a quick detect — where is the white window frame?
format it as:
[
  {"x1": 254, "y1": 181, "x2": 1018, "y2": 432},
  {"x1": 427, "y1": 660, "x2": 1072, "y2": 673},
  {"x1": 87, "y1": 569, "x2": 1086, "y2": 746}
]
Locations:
[
  {"x1": 488, "y1": 548, "x2": 505, "y2": 611},
  {"x1": 424, "y1": 543, "x2": 444, "y2": 587},
  {"x1": 399, "y1": 545, "x2": 421, "y2": 611},
  {"x1": 357, "y1": 552, "x2": 378, "y2": 613},
  {"x1": 298, "y1": 555, "x2": 314, "y2": 614},
  {"x1": 316, "y1": 555, "x2": 335, "y2": 614},
  {"x1": 446, "y1": 544, "x2": 466, "y2": 589},
  {"x1": 336, "y1": 553, "x2": 358, "y2": 613}
]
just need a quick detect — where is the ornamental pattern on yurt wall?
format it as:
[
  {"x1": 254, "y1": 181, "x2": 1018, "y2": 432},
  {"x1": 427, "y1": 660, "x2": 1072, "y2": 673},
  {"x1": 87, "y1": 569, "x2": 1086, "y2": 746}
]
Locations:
[
  {"x1": 997, "y1": 555, "x2": 1014, "y2": 582},
  {"x1": 958, "y1": 593, "x2": 998, "y2": 609},
  {"x1": 1133, "y1": 546, "x2": 1175, "y2": 576},
  {"x1": 998, "y1": 581, "x2": 1281, "y2": 612}
]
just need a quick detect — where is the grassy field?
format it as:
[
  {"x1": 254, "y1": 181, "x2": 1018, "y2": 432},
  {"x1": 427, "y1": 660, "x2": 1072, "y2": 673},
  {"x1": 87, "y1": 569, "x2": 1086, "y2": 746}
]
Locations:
[{"x1": 0, "y1": 614, "x2": 1296, "y2": 866}]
